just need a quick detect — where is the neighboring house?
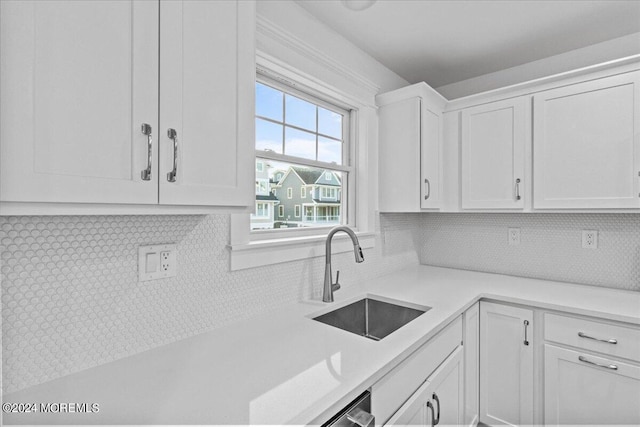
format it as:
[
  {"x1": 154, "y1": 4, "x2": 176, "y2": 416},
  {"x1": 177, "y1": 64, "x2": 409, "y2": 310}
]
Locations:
[
  {"x1": 273, "y1": 166, "x2": 341, "y2": 227},
  {"x1": 251, "y1": 160, "x2": 279, "y2": 230}
]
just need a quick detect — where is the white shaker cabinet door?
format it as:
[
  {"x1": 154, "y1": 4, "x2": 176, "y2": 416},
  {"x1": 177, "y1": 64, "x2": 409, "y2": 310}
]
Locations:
[
  {"x1": 480, "y1": 302, "x2": 534, "y2": 426},
  {"x1": 0, "y1": 0, "x2": 159, "y2": 204},
  {"x1": 461, "y1": 98, "x2": 527, "y2": 209},
  {"x1": 533, "y1": 71, "x2": 640, "y2": 209},
  {"x1": 158, "y1": 0, "x2": 255, "y2": 207},
  {"x1": 544, "y1": 344, "x2": 640, "y2": 426}
]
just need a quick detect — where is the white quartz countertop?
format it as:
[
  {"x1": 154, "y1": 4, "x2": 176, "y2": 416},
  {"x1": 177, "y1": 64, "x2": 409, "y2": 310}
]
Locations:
[{"x1": 4, "y1": 266, "x2": 640, "y2": 425}]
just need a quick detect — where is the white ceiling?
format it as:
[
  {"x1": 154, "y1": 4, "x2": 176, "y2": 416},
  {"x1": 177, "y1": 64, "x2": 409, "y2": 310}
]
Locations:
[{"x1": 295, "y1": 0, "x2": 640, "y2": 91}]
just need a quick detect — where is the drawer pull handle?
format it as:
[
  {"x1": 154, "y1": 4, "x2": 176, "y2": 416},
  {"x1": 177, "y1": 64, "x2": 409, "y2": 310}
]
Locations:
[
  {"x1": 578, "y1": 332, "x2": 617, "y2": 344},
  {"x1": 523, "y1": 319, "x2": 529, "y2": 346},
  {"x1": 578, "y1": 355, "x2": 618, "y2": 370},
  {"x1": 515, "y1": 178, "x2": 521, "y2": 200},
  {"x1": 426, "y1": 401, "x2": 436, "y2": 427}
]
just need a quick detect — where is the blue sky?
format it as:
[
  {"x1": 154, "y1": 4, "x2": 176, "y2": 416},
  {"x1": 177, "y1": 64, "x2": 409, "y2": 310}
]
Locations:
[{"x1": 255, "y1": 82, "x2": 343, "y2": 164}]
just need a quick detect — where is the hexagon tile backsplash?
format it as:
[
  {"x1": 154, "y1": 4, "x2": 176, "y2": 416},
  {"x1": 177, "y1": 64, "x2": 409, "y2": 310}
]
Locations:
[
  {"x1": 420, "y1": 213, "x2": 640, "y2": 292},
  {"x1": 0, "y1": 213, "x2": 421, "y2": 393}
]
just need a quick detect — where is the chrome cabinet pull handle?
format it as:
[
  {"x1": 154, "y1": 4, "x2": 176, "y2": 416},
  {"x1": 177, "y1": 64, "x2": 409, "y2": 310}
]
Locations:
[
  {"x1": 167, "y1": 128, "x2": 178, "y2": 182},
  {"x1": 427, "y1": 401, "x2": 436, "y2": 427},
  {"x1": 424, "y1": 178, "x2": 431, "y2": 200},
  {"x1": 578, "y1": 332, "x2": 617, "y2": 344},
  {"x1": 432, "y1": 393, "x2": 440, "y2": 425},
  {"x1": 141, "y1": 123, "x2": 152, "y2": 181},
  {"x1": 523, "y1": 320, "x2": 530, "y2": 346},
  {"x1": 515, "y1": 178, "x2": 521, "y2": 200},
  {"x1": 578, "y1": 355, "x2": 618, "y2": 370}
]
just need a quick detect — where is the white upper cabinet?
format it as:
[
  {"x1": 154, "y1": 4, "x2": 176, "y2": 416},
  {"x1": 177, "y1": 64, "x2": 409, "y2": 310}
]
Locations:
[
  {"x1": 533, "y1": 71, "x2": 640, "y2": 209},
  {"x1": 0, "y1": 0, "x2": 255, "y2": 211},
  {"x1": 377, "y1": 83, "x2": 446, "y2": 212},
  {"x1": 159, "y1": 0, "x2": 254, "y2": 207},
  {"x1": 0, "y1": 0, "x2": 159, "y2": 204},
  {"x1": 461, "y1": 98, "x2": 527, "y2": 209}
]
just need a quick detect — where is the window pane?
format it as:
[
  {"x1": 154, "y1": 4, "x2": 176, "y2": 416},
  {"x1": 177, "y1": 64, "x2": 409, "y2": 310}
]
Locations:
[
  {"x1": 251, "y1": 158, "x2": 345, "y2": 230},
  {"x1": 256, "y1": 83, "x2": 283, "y2": 121},
  {"x1": 256, "y1": 118, "x2": 283, "y2": 154},
  {"x1": 318, "y1": 107, "x2": 342, "y2": 139},
  {"x1": 285, "y1": 127, "x2": 316, "y2": 160},
  {"x1": 318, "y1": 136, "x2": 342, "y2": 164},
  {"x1": 285, "y1": 94, "x2": 316, "y2": 131}
]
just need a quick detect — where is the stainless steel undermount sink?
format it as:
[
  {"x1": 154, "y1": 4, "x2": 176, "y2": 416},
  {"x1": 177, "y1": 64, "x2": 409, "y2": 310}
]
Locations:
[{"x1": 313, "y1": 297, "x2": 430, "y2": 341}]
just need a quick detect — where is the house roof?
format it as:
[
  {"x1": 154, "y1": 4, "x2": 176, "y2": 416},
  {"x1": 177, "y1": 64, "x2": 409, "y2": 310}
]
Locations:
[
  {"x1": 256, "y1": 194, "x2": 279, "y2": 201},
  {"x1": 291, "y1": 167, "x2": 324, "y2": 185}
]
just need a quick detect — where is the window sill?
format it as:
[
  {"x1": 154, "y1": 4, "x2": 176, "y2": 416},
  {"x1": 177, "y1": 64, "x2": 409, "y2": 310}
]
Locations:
[{"x1": 228, "y1": 231, "x2": 376, "y2": 271}]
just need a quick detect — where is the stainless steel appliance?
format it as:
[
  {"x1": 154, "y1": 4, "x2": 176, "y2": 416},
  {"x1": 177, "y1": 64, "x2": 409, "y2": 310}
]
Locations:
[{"x1": 322, "y1": 390, "x2": 375, "y2": 427}]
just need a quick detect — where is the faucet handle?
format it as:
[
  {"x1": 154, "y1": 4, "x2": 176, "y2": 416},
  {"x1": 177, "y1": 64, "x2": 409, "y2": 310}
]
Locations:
[{"x1": 332, "y1": 270, "x2": 341, "y2": 292}]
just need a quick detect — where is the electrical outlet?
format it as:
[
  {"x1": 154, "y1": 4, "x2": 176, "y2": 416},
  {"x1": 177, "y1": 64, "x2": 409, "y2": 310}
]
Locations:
[
  {"x1": 508, "y1": 228, "x2": 520, "y2": 246},
  {"x1": 582, "y1": 230, "x2": 598, "y2": 249},
  {"x1": 139, "y1": 243, "x2": 177, "y2": 281}
]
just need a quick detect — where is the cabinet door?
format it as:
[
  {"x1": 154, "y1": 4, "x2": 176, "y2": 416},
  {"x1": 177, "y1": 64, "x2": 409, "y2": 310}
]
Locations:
[
  {"x1": 420, "y1": 102, "x2": 442, "y2": 209},
  {"x1": 463, "y1": 303, "x2": 480, "y2": 426},
  {"x1": 428, "y1": 346, "x2": 464, "y2": 427},
  {"x1": 533, "y1": 72, "x2": 640, "y2": 209},
  {"x1": 159, "y1": 0, "x2": 255, "y2": 207},
  {"x1": 544, "y1": 344, "x2": 640, "y2": 425},
  {"x1": 379, "y1": 97, "x2": 422, "y2": 212},
  {"x1": 386, "y1": 347, "x2": 463, "y2": 427},
  {"x1": 0, "y1": 0, "x2": 159, "y2": 204},
  {"x1": 480, "y1": 302, "x2": 533, "y2": 426},
  {"x1": 461, "y1": 98, "x2": 526, "y2": 209}
]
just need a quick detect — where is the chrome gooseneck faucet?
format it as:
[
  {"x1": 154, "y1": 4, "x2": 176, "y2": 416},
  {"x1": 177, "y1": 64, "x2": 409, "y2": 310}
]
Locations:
[{"x1": 323, "y1": 226, "x2": 365, "y2": 303}]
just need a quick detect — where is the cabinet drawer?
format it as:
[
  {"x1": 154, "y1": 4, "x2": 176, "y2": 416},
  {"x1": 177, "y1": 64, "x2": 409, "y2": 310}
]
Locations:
[
  {"x1": 545, "y1": 313, "x2": 640, "y2": 362},
  {"x1": 372, "y1": 316, "x2": 462, "y2": 426}
]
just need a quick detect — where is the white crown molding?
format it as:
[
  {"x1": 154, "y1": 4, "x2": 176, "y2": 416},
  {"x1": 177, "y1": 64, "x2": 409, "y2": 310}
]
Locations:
[{"x1": 256, "y1": 14, "x2": 381, "y2": 96}]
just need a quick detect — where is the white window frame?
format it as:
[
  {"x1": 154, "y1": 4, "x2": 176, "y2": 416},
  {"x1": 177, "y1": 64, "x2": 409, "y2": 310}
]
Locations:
[
  {"x1": 287, "y1": 187, "x2": 293, "y2": 199},
  {"x1": 278, "y1": 204, "x2": 284, "y2": 217},
  {"x1": 230, "y1": 55, "x2": 376, "y2": 271},
  {"x1": 294, "y1": 205, "x2": 301, "y2": 217},
  {"x1": 301, "y1": 187, "x2": 307, "y2": 199},
  {"x1": 256, "y1": 161, "x2": 264, "y2": 172},
  {"x1": 253, "y1": 202, "x2": 269, "y2": 218}
]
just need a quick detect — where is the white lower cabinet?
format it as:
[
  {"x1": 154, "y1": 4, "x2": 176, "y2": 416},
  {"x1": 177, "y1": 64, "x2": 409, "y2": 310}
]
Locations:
[
  {"x1": 543, "y1": 312, "x2": 640, "y2": 426},
  {"x1": 544, "y1": 344, "x2": 640, "y2": 425},
  {"x1": 480, "y1": 302, "x2": 534, "y2": 426},
  {"x1": 386, "y1": 346, "x2": 463, "y2": 426},
  {"x1": 463, "y1": 303, "x2": 479, "y2": 426},
  {"x1": 372, "y1": 316, "x2": 462, "y2": 426}
]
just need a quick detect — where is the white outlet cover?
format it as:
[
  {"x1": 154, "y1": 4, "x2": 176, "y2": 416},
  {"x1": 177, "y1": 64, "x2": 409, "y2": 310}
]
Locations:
[
  {"x1": 139, "y1": 243, "x2": 177, "y2": 281},
  {"x1": 508, "y1": 228, "x2": 521, "y2": 246},
  {"x1": 581, "y1": 230, "x2": 598, "y2": 249}
]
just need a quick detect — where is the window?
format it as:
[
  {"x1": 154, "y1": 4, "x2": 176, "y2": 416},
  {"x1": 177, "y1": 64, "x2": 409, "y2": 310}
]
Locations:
[
  {"x1": 256, "y1": 179, "x2": 269, "y2": 195},
  {"x1": 254, "y1": 203, "x2": 269, "y2": 218},
  {"x1": 320, "y1": 187, "x2": 337, "y2": 200},
  {"x1": 256, "y1": 161, "x2": 264, "y2": 172},
  {"x1": 278, "y1": 205, "x2": 284, "y2": 217},
  {"x1": 252, "y1": 77, "x2": 350, "y2": 231}
]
